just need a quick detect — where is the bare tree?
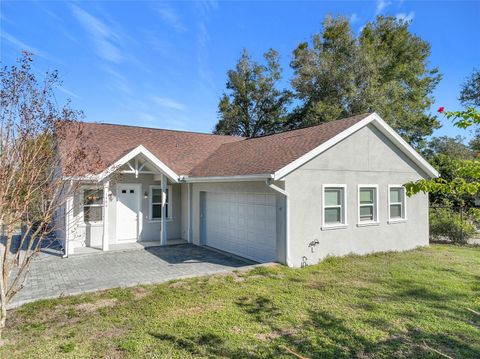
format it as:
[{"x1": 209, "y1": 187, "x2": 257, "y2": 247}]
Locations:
[{"x1": 0, "y1": 52, "x2": 101, "y2": 336}]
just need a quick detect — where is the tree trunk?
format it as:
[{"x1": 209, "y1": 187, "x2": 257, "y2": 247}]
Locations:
[{"x1": 0, "y1": 276, "x2": 7, "y2": 339}]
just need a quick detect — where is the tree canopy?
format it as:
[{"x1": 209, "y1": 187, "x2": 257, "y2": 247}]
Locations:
[
  {"x1": 216, "y1": 15, "x2": 442, "y2": 146},
  {"x1": 459, "y1": 68, "x2": 480, "y2": 107},
  {"x1": 423, "y1": 135, "x2": 473, "y2": 161},
  {"x1": 214, "y1": 49, "x2": 291, "y2": 138},
  {"x1": 289, "y1": 15, "x2": 441, "y2": 147}
]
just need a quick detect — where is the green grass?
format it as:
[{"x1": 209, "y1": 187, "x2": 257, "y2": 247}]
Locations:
[{"x1": 1, "y1": 245, "x2": 479, "y2": 358}]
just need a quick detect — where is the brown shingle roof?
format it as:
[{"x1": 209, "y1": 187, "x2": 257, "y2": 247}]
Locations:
[
  {"x1": 58, "y1": 113, "x2": 371, "y2": 178},
  {"x1": 188, "y1": 113, "x2": 370, "y2": 177},
  {"x1": 57, "y1": 122, "x2": 243, "y2": 176}
]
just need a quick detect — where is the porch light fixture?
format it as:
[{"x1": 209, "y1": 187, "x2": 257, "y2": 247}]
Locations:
[{"x1": 144, "y1": 191, "x2": 148, "y2": 199}]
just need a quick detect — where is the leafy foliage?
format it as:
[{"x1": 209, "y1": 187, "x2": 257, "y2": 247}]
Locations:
[
  {"x1": 406, "y1": 106, "x2": 480, "y2": 201},
  {"x1": 442, "y1": 107, "x2": 480, "y2": 129},
  {"x1": 405, "y1": 156, "x2": 480, "y2": 199},
  {"x1": 429, "y1": 207, "x2": 476, "y2": 244},
  {"x1": 214, "y1": 49, "x2": 291, "y2": 138},
  {"x1": 289, "y1": 15, "x2": 441, "y2": 147}
]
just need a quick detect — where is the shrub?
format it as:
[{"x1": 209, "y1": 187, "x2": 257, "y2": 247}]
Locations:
[{"x1": 429, "y1": 207, "x2": 477, "y2": 243}]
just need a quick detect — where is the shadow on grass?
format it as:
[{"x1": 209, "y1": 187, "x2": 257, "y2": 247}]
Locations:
[
  {"x1": 149, "y1": 332, "x2": 265, "y2": 358},
  {"x1": 235, "y1": 295, "x2": 280, "y2": 323}
]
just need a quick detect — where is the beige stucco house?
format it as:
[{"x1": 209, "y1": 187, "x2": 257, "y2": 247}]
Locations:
[{"x1": 55, "y1": 113, "x2": 438, "y2": 267}]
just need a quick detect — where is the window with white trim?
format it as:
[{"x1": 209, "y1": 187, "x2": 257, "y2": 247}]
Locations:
[
  {"x1": 358, "y1": 186, "x2": 378, "y2": 223},
  {"x1": 323, "y1": 186, "x2": 346, "y2": 226},
  {"x1": 389, "y1": 186, "x2": 406, "y2": 220},
  {"x1": 83, "y1": 189, "x2": 103, "y2": 223},
  {"x1": 149, "y1": 185, "x2": 172, "y2": 220}
]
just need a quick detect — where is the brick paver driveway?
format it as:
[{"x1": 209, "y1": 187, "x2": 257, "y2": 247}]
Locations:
[{"x1": 10, "y1": 244, "x2": 254, "y2": 308}]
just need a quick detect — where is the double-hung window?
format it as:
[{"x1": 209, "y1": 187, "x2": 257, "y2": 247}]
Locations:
[
  {"x1": 83, "y1": 189, "x2": 103, "y2": 223},
  {"x1": 388, "y1": 185, "x2": 406, "y2": 221},
  {"x1": 149, "y1": 185, "x2": 172, "y2": 221},
  {"x1": 358, "y1": 185, "x2": 378, "y2": 224},
  {"x1": 323, "y1": 185, "x2": 347, "y2": 228}
]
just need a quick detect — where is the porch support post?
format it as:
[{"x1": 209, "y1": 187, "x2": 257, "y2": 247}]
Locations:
[
  {"x1": 102, "y1": 180, "x2": 110, "y2": 251},
  {"x1": 160, "y1": 174, "x2": 168, "y2": 245},
  {"x1": 188, "y1": 183, "x2": 193, "y2": 243},
  {"x1": 64, "y1": 189, "x2": 74, "y2": 257}
]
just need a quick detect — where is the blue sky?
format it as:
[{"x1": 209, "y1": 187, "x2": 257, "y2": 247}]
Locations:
[{"x1": 1, "y1": 0, "x2": 479, "y2": 140}]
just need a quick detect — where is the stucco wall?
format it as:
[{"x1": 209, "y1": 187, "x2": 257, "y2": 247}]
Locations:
[
  {"x1": 67, "y1": 174, "x2": 182, "y2": 253},
  {"x1": 284, "y1": 124, "x2": 430, "y2": 267},
  {"x1": 190, "y1": 181, "x2": 286, "y2": 263}
]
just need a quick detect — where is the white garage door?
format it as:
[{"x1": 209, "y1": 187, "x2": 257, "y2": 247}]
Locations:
[{"x1": 201, "y1": 191, "x2": 277, "y2": 263}]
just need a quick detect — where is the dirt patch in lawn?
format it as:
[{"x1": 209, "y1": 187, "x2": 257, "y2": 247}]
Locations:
[
  {"x1": 75, "y1": 298, "x2": 118, "y2": 313},
  {"x1": 132, "y1": 287, "x2": 149, "y2": 300},
  {"x1": 256, "y1": 327, "x2": 300, "y2": 341}
]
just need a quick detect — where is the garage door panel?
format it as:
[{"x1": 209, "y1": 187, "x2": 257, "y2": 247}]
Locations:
[{"x1": 202, "y1": 191, "x2": 277, "y2": 263}]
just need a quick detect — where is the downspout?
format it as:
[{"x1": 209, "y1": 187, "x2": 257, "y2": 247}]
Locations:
[{"x1": 265, "y1": 178, "x2": 291, "y2": 267}]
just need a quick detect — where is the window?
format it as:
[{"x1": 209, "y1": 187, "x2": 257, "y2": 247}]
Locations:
[
  {"x1": 389, "y1": 186, "x2": 406, "y2": 221},
  {"x1": 149, "y1": 185, "x2": 172, "y2": 221},
  {"x1": 358, "y1": 186, "x2": 378, "y2": 224},
  {"x1": 323, "y1": 185, "x2": 347, "y2": 228},
  {"x1": 83, "y1": 189, "x2": 103, "y2": 223}
]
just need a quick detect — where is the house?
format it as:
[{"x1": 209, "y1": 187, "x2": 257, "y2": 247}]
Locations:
[{"x1": 55, "y1": 113, "x2": 438, "y2": 267}]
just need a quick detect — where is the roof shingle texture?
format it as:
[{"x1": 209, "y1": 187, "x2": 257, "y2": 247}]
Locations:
[
  {"x1": 58, "y1": 113, "x2": 370, "y2": 177},
  {"x1": 58, "y1": 122, "x2": 243, "y2": 176},
  {"x1": 189, "y1": 113, "x2": 370, "y2": 177}
]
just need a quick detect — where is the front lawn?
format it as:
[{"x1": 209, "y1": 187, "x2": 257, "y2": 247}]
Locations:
[{"x1": 2, "y1": 245, "x2": 479, "y2": 358}]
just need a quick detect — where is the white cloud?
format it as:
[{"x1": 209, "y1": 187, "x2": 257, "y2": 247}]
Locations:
[
  {"x1": 57, "y1": 86, "x2": 80, "y2": 99},
  {"x1": 103, "y1": 67, "x2": 133, "y2": 95},
  {"x1": 1, "y1": 31, "x2": 52, "y2": 60},
  {"x1": 396, "y1": 11, "x2": 415, "y2": 22},
  {"x1": 376, "y1": 0, "x2": 391, "y2": 15},
  {"x1": 152, "y1": 96, "x2": 186, "y2": 111},
  {"x1": 156, "y1": 3, "x2": 187, "y2": 32},
  {"x1": 71, "y1": 5, "x2": 123, "y2": 63},
  {"x1": 350, "y1": 13, "x2": 358, "y2": 24}
]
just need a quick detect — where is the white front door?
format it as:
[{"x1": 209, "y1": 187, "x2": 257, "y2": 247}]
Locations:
[{"x1": 116, "y1": 184, "x2": 141, "y2": 242}]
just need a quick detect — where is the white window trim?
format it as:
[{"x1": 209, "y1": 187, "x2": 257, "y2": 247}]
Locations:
[
  {"x1": 321, "y1": 184, "x2": 348, "y2": 230},
  {"x1": 357, "y1": 184, "x2": 380, "y2": 227},
  {"x1": 82, "y1": 187, "x2": 104, "y2": 225},
  {"x1": 149, "y1": 184, "x2": 173, "y2": 222},
  {"x1": 388, "y1": 184, "x2": 408, "y2": 223}
]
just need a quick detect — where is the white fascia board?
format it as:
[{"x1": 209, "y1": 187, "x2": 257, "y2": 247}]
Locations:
[
  {"x1": 369, "y1": 114, "x2": 440, "y2": 178},
  {"x1": 97, "y1": 145, "x2": 179, "y2": 183},
  {"x1": 183, "y1": 173, "x2": 274, "y2": 183},
  {"x1": 273, "y1": 113, "x2": 439, "y2": 180},
  {"x1": 273, "y1": 115, "x2": 375, "y2": 180},
  {"x1": 62, "y1": 175, "x2": 98, "y2": 182}
]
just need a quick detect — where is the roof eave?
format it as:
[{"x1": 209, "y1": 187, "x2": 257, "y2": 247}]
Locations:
[
  {"x1": 97, "y1": 145, "x2": 180, "y2": 183},
  {"x1": 182, "y1": 173, "x2": 274, "y2": 183},
  {"x1": 273, "y1": 113, "x2": 439, "y2": 180}
]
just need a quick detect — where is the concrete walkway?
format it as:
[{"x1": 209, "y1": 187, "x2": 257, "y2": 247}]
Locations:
[{"x1": 10, "y1": 244, "x2": 254, "y2": 309}]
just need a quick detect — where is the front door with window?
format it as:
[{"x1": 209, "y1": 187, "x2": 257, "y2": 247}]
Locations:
[{"x1": 116, "y1": 184, "x2": 141, "y2": 242}]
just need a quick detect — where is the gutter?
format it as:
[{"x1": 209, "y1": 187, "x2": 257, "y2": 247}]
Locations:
[
  {"x1": 183, "y1": 173, "x2": 273, "y2": 183},
  {"x1": 265, "y1": 178, "x2": 291, "y2": 267}
]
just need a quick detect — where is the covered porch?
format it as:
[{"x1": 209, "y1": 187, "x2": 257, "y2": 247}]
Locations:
[{"x1": 64, "y1": 146, "x2": 192, "y2": 256}]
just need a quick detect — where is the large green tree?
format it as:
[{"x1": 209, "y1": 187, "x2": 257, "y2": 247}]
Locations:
[
  {"x1": 214, "y1": 49, "x2": 291, "y2": 138},
  {"x1": 290, "y1": 15, "x2": 441, "y2": 147},
  {"x1": 424, "y1": 135, "x2": 472, "y2": 160},
  {"x1": 460, "y1": 68, "x2": 480, "y2": 107},
  {"x1": 459, "y1": 69, "x2": 480, "y2": 152}
]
